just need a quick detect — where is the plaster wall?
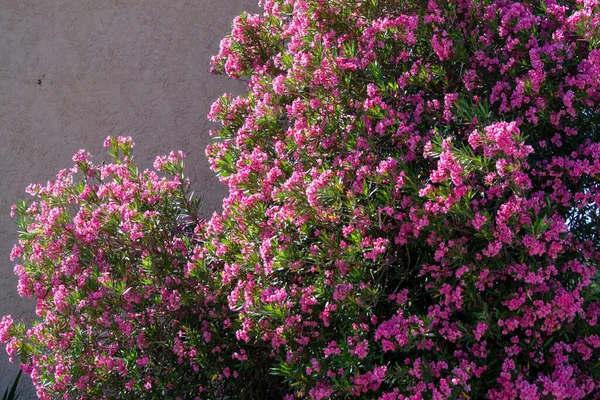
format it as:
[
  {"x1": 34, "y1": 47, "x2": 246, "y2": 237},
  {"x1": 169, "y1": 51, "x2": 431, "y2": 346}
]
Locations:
[{"x1": 0, "y1": 0, "x2": 257, "y2": 396}]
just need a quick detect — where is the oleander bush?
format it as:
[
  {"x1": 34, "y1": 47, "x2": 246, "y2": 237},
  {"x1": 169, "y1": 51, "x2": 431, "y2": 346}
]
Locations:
[
  {"x1": 0, "y1": 138, "x2": 275, "y2": 399},
  {"x1": 4, "y1": 0, "x2": 600, "y2": 398}
]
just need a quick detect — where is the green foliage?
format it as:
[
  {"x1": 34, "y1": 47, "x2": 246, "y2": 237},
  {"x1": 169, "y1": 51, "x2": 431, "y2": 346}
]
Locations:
[{"x1": 2, "y1": 371, "x2": 22, "y2": 400}]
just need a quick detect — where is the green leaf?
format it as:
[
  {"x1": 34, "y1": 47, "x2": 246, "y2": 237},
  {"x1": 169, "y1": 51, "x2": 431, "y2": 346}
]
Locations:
[{"x1": 2, "y1": 370, "x2": 22, "y2": 400}]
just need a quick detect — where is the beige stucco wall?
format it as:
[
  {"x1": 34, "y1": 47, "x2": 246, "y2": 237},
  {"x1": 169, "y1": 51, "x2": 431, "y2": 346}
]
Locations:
[{"x1": 0, "y1": 0, "x2": 257, "y2": 396}]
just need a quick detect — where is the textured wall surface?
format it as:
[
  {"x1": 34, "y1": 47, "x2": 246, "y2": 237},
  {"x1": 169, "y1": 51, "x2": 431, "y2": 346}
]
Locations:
[{"x1": 0, "y1": 0, "x2": 257, "y2": 395}]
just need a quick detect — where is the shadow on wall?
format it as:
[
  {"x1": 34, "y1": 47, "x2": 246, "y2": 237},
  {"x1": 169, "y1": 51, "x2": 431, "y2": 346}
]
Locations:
[{"x1": 0, "y1": 0, "x2": 259, "y2": 397}]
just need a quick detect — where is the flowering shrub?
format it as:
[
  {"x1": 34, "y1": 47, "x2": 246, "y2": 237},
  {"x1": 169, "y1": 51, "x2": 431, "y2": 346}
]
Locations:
[
  {"x1": 1, "y1": 138, "x2": 286, "y2": 399},
  {"x1": 4, "y1": 0, "x2": 600, "y2": 398},
  {"x1": 205, "y1": 0, "x2": 600, "y2": 398}
]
